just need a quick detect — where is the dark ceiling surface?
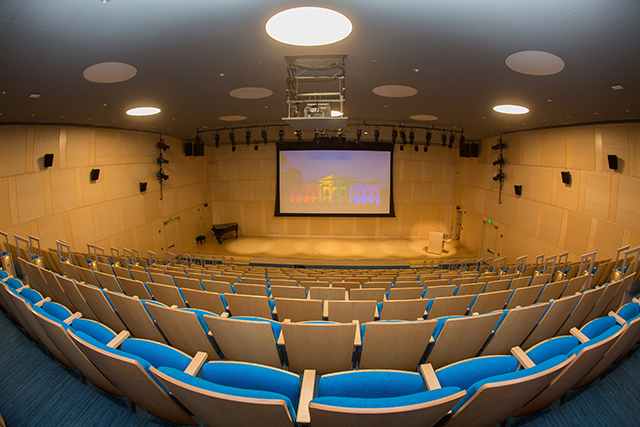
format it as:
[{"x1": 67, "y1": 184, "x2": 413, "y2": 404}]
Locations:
[{"x1": 0, "y1": 0, "x2": 639, "y2": 143}]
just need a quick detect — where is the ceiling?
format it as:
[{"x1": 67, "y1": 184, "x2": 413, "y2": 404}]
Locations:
[{"x1": 1, "y1": 0, "x2": 639, "y2": 144}]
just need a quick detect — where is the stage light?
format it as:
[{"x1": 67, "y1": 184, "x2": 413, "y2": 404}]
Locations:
[
  {"x1": 409, "y1": 130, "x2": 415, "y2": 144},
  {"x1": 254, "y1": 143, "x2": 259, "y2": 151},
  {"x1": 157, "y1": 170, "x2": 169, "y2": 181},
  {"x1": 214, "y1": 132, "x2": 220, "y2": 148},
  {"x1": 314, "y1": 130, "x2": 320, "y2": 144},
  {"x1": 414, "y1": 144, "x2": 419, "y2": 151},
  {"x1": 441, "y1": 133, "x2": 447, "y2": 147},
  {"x1": 493, "y1": 157, "x2": 506, "y2": 166},
  {"x1": 231, "y1": 142, "x2": 236, "y2": 152},
  {"x1": 374, "y1": 129, "x2": 380, "y2": 143},
  {"x1": 399, "y1": 144, "x2": 404, "y2": 151},
  {"x1": 493, "y1": 172, "x2": 505, "y2": 181},
  {"x1": 459, "y1": 134, "x2": 465, "y2": 145},
  {"x1": 423, "y1": 144, "x2": 428, "y2": 152},
  {"x1": 426, "y1": 131, "x2": 432, "y2": 146},
  {"x1": 296, "y1": 129, "x2": 303, "y2": 142},
  {"x1": 157, "y1": 139, "x2": 170, "y2": 151},
  {"x1": 492, "y1": 140, "x2": 507, "y2": 150},
  {"x1": 400, "y1": 129, "x2": 407, "y2": 144},
  {"x1": 229, "y1": 130, "x2": 235, "y2": 144},
  {"x1": 448, "y1": 134, "x2": 455, "y2": 148},
  {"x1": 156, "y1": 155, "x2": 169, "y2": 165},
  {"x1": 261, "y1": 129, "x2": 268, "y2": 144},
  {"x1": 278, "y1": 127, "x2": 285, "y2": 142},
  {"x1": 391, "y1": 128, "x2": 398, "y2": 143},
  {"x1": 246, "y1": 129, "x2": 251, "y2": 145},
  {"x1": 356, "y1": 128, "x2": 362, "y2": 143}
]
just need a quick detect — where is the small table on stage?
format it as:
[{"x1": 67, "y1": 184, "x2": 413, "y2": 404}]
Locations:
[{"x1": 211, "y1": 223, "x2": 238, "y2": 244}]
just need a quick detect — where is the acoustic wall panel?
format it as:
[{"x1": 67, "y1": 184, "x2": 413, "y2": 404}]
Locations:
[
  {"x1": 97, "y1": 200, "x2": 121, "y2": 239},
  {"x1": 570, "y1": 127, "x2": 596, "y2": 170},
  {"x1": 616, "y1": 176, "x2": 640, "y2": 230},
  {"x1": 50, "y1": 169, "x2": 77, "y2": 214},
  {"x1": 584, "y1": 172, "x2": 611, "y2": 220},
  {"x1": 95, "y1": 129, "x2": 120, "y2": 165},
  {"x1": 66, "y1": 128, "x2": 92, "y2": 168},
  {"x1": 69, "y1": 206, "x2": 96, "y2": 250},
  {"x1": 539, "y1": 204, "x2": 563, "y2": 247},
  {"x1": 563, "y1": 211, "x2": 591, "y2": 256},
  {"x1": 16, "y1": 174, "x2": 46, "y2": 223},
  {"x1": 0, "y1": 127, "x2": 27, "y2": 178}
]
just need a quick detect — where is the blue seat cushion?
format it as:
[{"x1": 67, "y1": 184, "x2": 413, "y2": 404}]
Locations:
[
  {"x1": 121, "y1": 338, "x2": 192, "y2": 371},
  {"x1": 526, "y1": 336, "x2": 579, "y2": 364},
  {"x1": 159, "y1": 365, "x2": 297, "y2": 419},
  {"x1": 581, "y1": 316, "x2": 618, "y2": 339},
  {"x1": 5, "y1": 277, "x2": 24, "y2": 290},
  {"x1": 436, "y1": 355, "x2": 518, "y2": 391},
  {"x1": 318, "y1": 370, "x2": 425, "y2": 399},
  {"x1": 0, "y1": 269, "x2": 9, "y2": 279},
  {"x1": 311, "y1": 387, "x2": 463, "y2": 409},
  {"x1": 41, "y1": 301, "x2": 73, "y2": 321},
  {"x1": 70, "y1": 318, "x2": 116, "y2": 344},
  {"x1": 569, "y1": 325, "x2": 621, "y2": 356},
  {"x1": 32, "y1": 304, "x2": 70, "y2": 329},
  {"x1": 618, "y1": 303, "x2": 640, "y2": 321},
  {"x1": 20, "y1": 288, "x2": 43, "y2": 305}
]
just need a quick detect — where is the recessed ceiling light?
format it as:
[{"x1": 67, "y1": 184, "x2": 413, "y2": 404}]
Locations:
[
  {"x1": 126, "y1": 107, "x2": 161, "y2": 116},
  {"x1": 266, "y1": 7, "x2": 352, "y2": 46},
  {"x1": 219, "y1": 115, "x2": 247, "y2": 122},
  {"x1": 331, "y1": 111, "x2": 343, "y2": 117},
  {"x1": 410, "y1": 115, "x2": 438, "y2": 121},
  {"x1": 229, "y1": 87, "x2": 273, "y2": 99},
  {"x1": 611, "y1": 84, "x2": 624, "y2": 91},
  {"x1": 505, "y1": 51, "x2": 565, "y2": 76},
  {"x1": 493, "y1": 104, "x2": 529, "y2": 115},
  {"x1": 29, "y1": 93, "x2": 41, "y2": 99},
  {"x1": 83, "y1": 62, "x2": 137, "y2": 83},
  {"x1": 373, "y1": 85, "x2": 418, "y2": 98}
]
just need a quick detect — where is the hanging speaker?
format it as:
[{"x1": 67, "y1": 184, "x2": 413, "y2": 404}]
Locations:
[
  {"x1": 561, "y1": 171, "x2": 571, "y2": 185},
  {"x1": 459, "y1": 143, "x2": 470, "y2": 158},
  {"x1": 193, "y1": 141, "x2": 205, "y2": 156},
  {"x1": 514, "y1": 185, "x2": 522, "y2": 196},
  {"x1": 43, "y1": 153, "x2": 54, "y2": 168},
  {"x1": 184, "y1": 142, "x2": 193, "y2": 156},
  {"x1": 90, "y1": 169, "x2": 100, "y2": 181},
  {"x1": 469, "y1": 142, "x2": 479, "y2": 157},
  {"x1": 607, "y1": 154, "x2": 618, "y2": 170},
  {"x1": 139, "y1": 182, "x2": 147, "y2": 193}
]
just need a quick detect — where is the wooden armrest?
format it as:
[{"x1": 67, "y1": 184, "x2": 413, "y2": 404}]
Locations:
[
  {"x1": 16, "y1": 285, "x2": 28, "y2": 292},
  {"x1": 344, "y1": 290, "x2": 349, "y2": 300},
  {"x1": 272, "y1": 306, "x2": 278, "y2": 316},
  {"x1": 322, "y1": 302, "x2": 329, "y2": 319},
  {"x1": 353, "y1": 320, "x2": 361, "y2": 347},
  {"x1": 633, "y1": 297, "x2": 639, "y2": 304},
  {"x1": 420, "y1": 364, "x2": 441, "y2": 390},
  {"x1": 374, "y1": 306, "x2": 379, "y2": 319},
  {"x1": 609, "y1": 311, "x2": 626, "y2": 325},
  {"x1": 429, "y1": 336, "x2": 435, "y2": 345},
  {"x1": 184, "y1": 351, "x2": 208, "y2": 376},
  {"x1": 63, "y1": 311, "x2": 82, "y2": 325},
  {"x1": 570, "y1": 327, "x2": 590, "y2": 344},
  {"x1": 35, "y1": 297, "x2": 52, "y2": 307},
  {"x1": 511, "y1": 346, "x2": 536, "y2": 369},
  {"x1": 220, "y1": 311, "x2": 230, "y2": 318},
  {"x1": 471, "y1": 312, "x2": 479, "y2": 316},
  {"x1": 170, "y1": 304, "x2": 178, "y2": 309},
  {"x1": 278, "y1": 320, "x2": 291, "y2": 346},
  {"x1": 296, "y1": 369, "x2": 316, "y2": 425},
  {"x1": 107, "y1": 330, "x2": 131, "y2": 348}
]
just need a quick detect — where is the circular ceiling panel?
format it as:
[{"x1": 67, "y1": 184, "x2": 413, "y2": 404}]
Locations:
[
  {"x1": 505, "y1": 51, "x2": 565, "y2": 76},
  {"x1": 126, "y1": 107, "x2": 161, "y2": 116},
  {"x1": 219, "y1": 115, "x2": 247, "y2": 121},
  {"x1": 493, "y1": 104, "x2": 530, "y2": 115},
  {"x1": 266, "y1": 7, "x2": 352, "y2": 46},
  {"x1": 373, "y1": 85, "x2": 418, "y2": 98},
  {"x1": 83, "y1": 62, "x2": 137, "y2": 83},
  {"x1": 229, "y1": 87, "x2": 273, "y2": 99},
  {"x1": 409, "y1": 114, "x2": 438, "y2": 121}
]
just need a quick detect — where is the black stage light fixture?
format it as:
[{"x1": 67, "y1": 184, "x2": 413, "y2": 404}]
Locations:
[
  {"x1": 448, "y1": 134, "x2": 455, "y2": 148},
  {"x1": 400, "y1": 129, "x2": 407, "y2": 144},
  {"x1": 261, "y1": 129, "x2": 268, "y2": 144},
  {"x1": 231, "y1": 142, "x2": 236, "y2": 152},
  {"x1": 254, "y1": 143, "x2": 259, "y2": 151},
  {"x1": 391, "y1": 128, "x2": 398, "y2": 143},
  {"x1": 492, "y1": 157, "x2": 506, "y2": 166},
  {"x1": 493, "y1": 172, "x2": 505, "y2": 181},
  {"x1": 426, "y1": 131, "x2": 432, "y2": 146},
  {"x1": 278, "y1": 127, "x2": 285, "y2": 142},
  {"x1": 157, "y1": 155, "x2": 169, "y2": 165},
  {"x1": 399, "y1": 144, "x2": 404, "y2": 151},
  {"x1": 314, "y1": 130, "x2": 320, "y2": 144},
  {"x1": 157, "y1": 139, "x2": 170, "y2": 151},
  {"x1": 245, "y1": 129, "x2": 251, "y2": 145},
  {"x1": 414, "y1": 144, "x2": 419, "y2": 152},
  {"x1": 214, "y1": 132, "x2": 220, "y2": 148},
  {"x1": 409, "y1": 130, "x2": 415, "y2": 144},
  {"x1": 157, "y1": 170, "x2": 169, "y2": 181},
  {"x1": 229, "y1": 130, "x2": 235, "y2": 144},
  {"x1": 441, "y1": 133, "x2": 447, "y2": 147},
  {"x1": 492, "y1": 140, "x2": 507, "y2": 150},
  {"x1": 374, "y1": 129, "x2": 380, "y2": 143},
  {"x1": 423, "y1": 144, "x2": 428, "y2": 152},
  {"x1": 356, "y1": 128, "x2": 362, "y2": 143},
  {"x1": 296, "y1": 129, "x2": 303, "y2": 142},
  {"x1": 459, "y1": 134, "x2": 466, "y2": 145}
]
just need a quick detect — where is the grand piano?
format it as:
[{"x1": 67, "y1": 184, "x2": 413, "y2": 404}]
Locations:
[{"x1": 210, "y1": 223, "x2": 238, "y2": 244}]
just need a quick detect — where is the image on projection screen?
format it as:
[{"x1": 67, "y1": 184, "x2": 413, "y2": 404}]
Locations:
[{"x1": 278, "y1": 150, "x2": 392, "y2": 215}]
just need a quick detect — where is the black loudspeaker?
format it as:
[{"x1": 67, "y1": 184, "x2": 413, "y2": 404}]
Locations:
[
  {"x1": 469, "y1": 142, "x2": 479, "y2": 157},
  {"x1": 607, "y1": 154, "x2": 618, "y2": 170},
  {"x1": 184, "y1": 142, "x2": 193, "y2": 156},
  {"x1": 90, "y1": 169, "x2": 100, "y2": 181},
  {"x1": 44, "y1": 153, "x2": 54, "y2": 168},
  {"x1": 459, "y1": 143, "x2": 470, "y2": 158},
  {"x1": 139, "y1": 182, "x2": 147, "y2": 193},
  {"x1": 561, "y1": 171, "x2": 571, "y2": 185},
  {"x1": 514, "y1": 185, "x2": 522, "y2": 196},
  {"x1": 193, "y1": 141, "x2": 205, "y2": 156}
]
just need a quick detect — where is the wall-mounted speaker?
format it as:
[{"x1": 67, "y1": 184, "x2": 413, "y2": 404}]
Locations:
[
  {"x1": 607, "y1": 154, "x2": 618, "y2": 170},
  {"x1": 561, "y1": 171, "x2": 571, "y2": 185},
  {"x1": 514, "y1": 185, "x2": 522, "y2": 196},
  {"x1": 139, "y1": 182, "x2": 147, "y2": 193},
  {"x1": 193, "y1": 141, "x2": 205, "y2": 156},
  {"x1": 184, "y1": 142, "x2": 193, "y2": 156},
  {"x1": 44, "y1": 153, "x2": 54, "y2": 168},
  {"x1": 469, "y1": 142, "x2": 479, "y2": 157},
  {"x1": 90, "y1": 169, "x2": 100, "y2": 181},
  {"x1": 459, "y1": 143, "x2": 470, "y2": 158}
]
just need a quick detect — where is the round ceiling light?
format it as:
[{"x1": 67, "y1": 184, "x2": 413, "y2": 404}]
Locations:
[
  {"x1": 229, "y1": 87, "x2": 273, "y2": 99},
  {"x1": 493, "y1": 104, "x2": 530, "y2": 115},
  {"x1": 219, "y1": 115, "x2": 247, "y2": 122},
  {"x1": 373, "y1": 85, "x2": 418, "y2": 98},
  {"x1": 266, "y1": 7, "x2": 352, "y2": 46},
  {"x1": 126, "y1": 107, "x2": 161, "y2": 116},
  {"x1": 83, "y1": 62, "x2": 137, "y2": 83},
  {"x1": 505, "y1": 51, "x2": 565, "y2": 76},
  {"x1": 409, "y1": 114, "x2": 438, "y2": 121}
]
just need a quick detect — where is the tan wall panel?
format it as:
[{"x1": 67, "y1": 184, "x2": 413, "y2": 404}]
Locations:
[
  {"x1": 121, "y1": 195, "x2": 144, "y2": 231},
  {"x1": 593, "y1": 220, "x2": 625, "y2": 260},
  {"x1": 522, "y1": 132, "x2": 542, "y2": 166},
  {"x1": 570, "y1": 127, "x2": 596, "y2": 169},
  {"x1": 616, "y1": 175, "x2": 640, "y2": 230},
  {"x1": 0, "y1": 178, "x2": 11, "y2": 228},
  {"x1": 600, "y1": 125, "x2": 629, "y2": 174},
  {"x1": 541, "y1": 129, "x2": 567, "y2": 168},
  {"x1": 66, "y1": 128, "x2": 92, "y2": 168},
  {"x1": 253, "y1": 180, "x2": 274, "y2": 202},
  {"x1": 563, "y1": 211, "x2": 592, "y2": 255},
  {"x1": 403, "y1": 160, "x2": 423, "y2": 182},
  {"x1": 555, "y1": 168, "x2": 580, "y2": 211},
  {"x1": 69, "y1": 206, "x2": 96, "y2": 250},
  {"x1": 230, "y1": 181, "x2": 251, "y2": 201},
  {"x1": 95, "y1": 129, "x2": 120, "y2": 165},
  {"x1": 309, "y1": 217, "x2": 332, "y2": 236},
  {"x1": 16, "y1": 173, "x2": 46, "y2": 223},
  {"x1": 97, "y1": 200, "x2": 121, "y2": 239},
  {"x1": 518, "y1": 198, "x2": 539, "y2": 237},
  {"x1": 242, "y1": 201, "x2": 264, "y2": 235},
  {"x1": 584, "y1": 172, "x2": 611, "y2": 220},
  {"x1": 80, "y1": 167, "x2": 105, "y2": 206},
  {"x1": 539, "y1": 204, "x2": 563, "y2": 246},
  {"x1": 221, "y1": 160, "x2": 240, "y2": 180},
  {"x1": 241, "y1": 159, "x2": 262, "y2": 181},
  {"x1": 434, "y1": 183, "x2": 453, "y2": 204},
  {"x1": 36, "y1": 213, "x2": 67, "y2": 251},
  {"x1": 0, "y1": 127, "x2": 28, "y2": 178},
  {"x1": 32, "y1": 127, "x2": 60, "y2": 172},
  {"x1": 160, "y1": 188, "x2": 177, "y2": 217},
  {"x1": 287, "y1": 217, "x2": 308, "y2": 236},
  {"x1": 355, "y1": 217, "x2": 376, "y2": 237}
]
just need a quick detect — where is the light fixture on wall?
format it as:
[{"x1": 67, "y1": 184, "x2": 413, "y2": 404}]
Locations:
[
  {"x1": 245, "y1": 129, "x2": 251, "y2": 145},
  {"x1": 493, "y1": 172, "x2": 505, "y2": 181},
  {"x1": 44, "y1": 153, "x2": 54, "y2": 168},
  {"x1": 448, "y1": 133, "x2": 455, "y2": 148},
  {"x1": 278, "y1": 127, "x2": 285, "y2": 142},
  {"x1": 399, "y1": 129, "x2": 407, "y2": 144},
  {"x1": 491, "y1": 140, "x2": 507, "y2": 150},
  {"x1": 414, "y1": 144, "x2": 419, "y2": 152},
  {"x1": 561, "y1": 171, "x2": 571, "y2": 185},
  {"x1": 90, "y1": 169, "x2": 100, "y2": 181},
  {"x1": 492, "y1": 156, "x2": 505, "y2": 166},
  {"x1": 409, "y1": 130, "x2": 415, "y2": 144},
  {"x1": 607, "y1": 154, "x2": 618, "y2": 170},
  {"x1": 157, "y1": 170, "x2": 168, "y2": 181},
  {"x1": 296, "y1": 129, "x2": 303, "y2": 142},
  {"x1": 391, "y1": 128, "x2": 398, "y2": 143},
  {"x1": 157, "y1": 153, "x2": 169, "y2": 165},
  {"x1": 356, "y1": 128, "x2": 362, "y2": 143},
  {"x1": 157, "y1": 139, "x2": 170, "y2": 151},
  {"x1": 374, "y1": 128, "x2": 380, "y2": 143},
  {"x1": 441, "y1": 133, "x2": 447, "y2": 147},
  {"x1": 214, "y1": 132, "x2": 220, "y2": 148},
  {"x1": 262, "y1": 129, "x2": 268, "y2": 144}
]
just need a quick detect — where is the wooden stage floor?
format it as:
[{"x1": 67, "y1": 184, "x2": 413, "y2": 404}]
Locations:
[{"x1": 185, "y1": 236, "x2": 476, "y2": 267}]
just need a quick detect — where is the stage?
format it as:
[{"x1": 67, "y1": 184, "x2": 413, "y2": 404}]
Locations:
[{"x1": 185, "y1": 236, "x2": 476, "y2": 267}]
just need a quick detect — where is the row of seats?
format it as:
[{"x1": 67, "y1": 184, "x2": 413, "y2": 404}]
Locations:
[{"x1": 2, "y1": 267, "x2": 639, "y2": 427}]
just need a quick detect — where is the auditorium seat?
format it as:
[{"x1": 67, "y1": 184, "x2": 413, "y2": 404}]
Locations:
[
  {"x1": 378, "y1": 299, "x2": 429, "y2": 321},
  {"x1": 274, "y1": 297, "x2": 323, "y2": 322},
  {"x1": 117, "y1": 276, "x2": 152, "y2": 300},
  {"x1": 180, "y1": 287, "x2": 226, "y2": 314},
  {"x1": 325, "y1": 300, "x2": 377, "y2": 324},
  {"x1": 270, "y1": 285, "x2": 307, "y2": 299},
  {"x1": 426, "y1": 295, "x2": 474, "y2": 319},
  {"x1": 505, "y1": 284, "x2": 544, "y2": 309},
  {"x1": 467, "y1": 290, "x2": 511, "y2": 314},
  {"x1": 103, "y1": 290, "x2": 166, "y2": 342},
  {"x1": 146, "y1": 282, "x2": 187, "y2": 307},
  {"x1": 555, "y1": 286, "x2": 605, "y2": 335},
  {"x1": 224, "y1": 293, "x2": 274, "y2": 319},
  {"x1": 75, "y1": 282, "x2": 128, "y2": 332},
  {"x1": 521, "y1": 293, "x2": 581, "y2": 350},
  {"x1": 423, "y1": 285, "x2": 456, "y2": 299},
  {"x1": 559, "y1": 274, "x2": 589, "y2": 297},
  {"x1": 535, "y1": 279, "x2": 568, "y2": 303},
  {"x1": 55, "y1": 275, "x2": 99, "y2": 321},
  {"x1": 480, "y1": 303, "x2": 549, "y2": 356},
  {"x1": 92, "y1": 270, "x2": 125, "y2": 293}
]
